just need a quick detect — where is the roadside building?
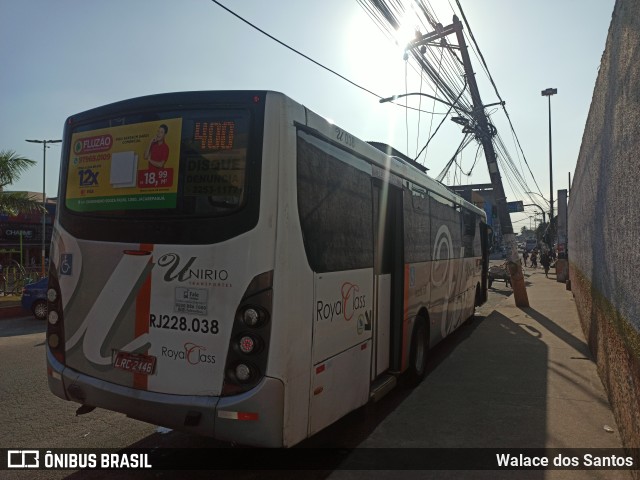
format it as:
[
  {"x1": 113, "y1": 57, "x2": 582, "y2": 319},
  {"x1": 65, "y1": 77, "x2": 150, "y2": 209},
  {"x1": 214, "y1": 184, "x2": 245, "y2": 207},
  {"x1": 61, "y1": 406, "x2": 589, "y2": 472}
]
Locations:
[{"x1": 0, "y1": 192, "x2": 56, "y2": 270}]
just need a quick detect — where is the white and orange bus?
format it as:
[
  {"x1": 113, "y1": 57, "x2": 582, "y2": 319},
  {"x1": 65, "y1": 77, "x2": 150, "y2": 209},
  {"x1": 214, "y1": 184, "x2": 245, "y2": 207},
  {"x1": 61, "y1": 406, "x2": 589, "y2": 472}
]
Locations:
[{"x1": 46, "y1": 91, "x2": 489, "y2": 447}]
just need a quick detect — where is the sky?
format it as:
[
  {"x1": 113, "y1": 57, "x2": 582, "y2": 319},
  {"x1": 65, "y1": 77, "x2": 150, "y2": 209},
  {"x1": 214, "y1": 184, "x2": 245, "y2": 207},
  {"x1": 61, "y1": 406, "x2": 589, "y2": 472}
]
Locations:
[{"x1": 0, "y1": 0, "x2": 615, "y2": 229}]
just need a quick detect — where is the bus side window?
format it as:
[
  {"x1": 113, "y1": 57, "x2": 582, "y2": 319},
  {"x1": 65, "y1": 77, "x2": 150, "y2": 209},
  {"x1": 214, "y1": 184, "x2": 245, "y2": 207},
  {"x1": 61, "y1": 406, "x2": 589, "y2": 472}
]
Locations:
[
  {"x1": 404, "y1": 188, "x2": 431, "y2": 263},
  {"x1": 429, "y1": 193, "x2": 462, "y2": 259},
  {"x1": 462, "y1": 210, "x2": 475, "y2": 258},
  {"x1": 296, "y1": 133, "x2": 374, "y2": 273}
]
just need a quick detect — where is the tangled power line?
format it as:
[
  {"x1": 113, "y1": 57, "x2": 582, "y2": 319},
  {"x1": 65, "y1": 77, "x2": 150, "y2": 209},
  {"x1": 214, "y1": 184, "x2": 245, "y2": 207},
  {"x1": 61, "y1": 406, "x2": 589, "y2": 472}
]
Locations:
[
  {"x1": 210, "y1": 0, "x2": 544, "y2": 209},
  {"x1": 359, "y1": 0, "x2": 545, "y2": 206}
]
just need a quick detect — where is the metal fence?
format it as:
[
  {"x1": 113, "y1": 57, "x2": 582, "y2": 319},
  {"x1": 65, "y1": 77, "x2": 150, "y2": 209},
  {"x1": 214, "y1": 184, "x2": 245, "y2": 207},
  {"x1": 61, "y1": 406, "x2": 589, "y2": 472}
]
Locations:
[{"x1": 0, "y1": 261, "x2": 45, "y2": 296}]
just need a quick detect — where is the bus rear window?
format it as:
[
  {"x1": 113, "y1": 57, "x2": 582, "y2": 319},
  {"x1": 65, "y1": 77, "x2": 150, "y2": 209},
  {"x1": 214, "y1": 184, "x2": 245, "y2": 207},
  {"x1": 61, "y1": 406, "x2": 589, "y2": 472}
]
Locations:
[{"x1": 65, "y1": 110, "x2": 250, "y2": 217}]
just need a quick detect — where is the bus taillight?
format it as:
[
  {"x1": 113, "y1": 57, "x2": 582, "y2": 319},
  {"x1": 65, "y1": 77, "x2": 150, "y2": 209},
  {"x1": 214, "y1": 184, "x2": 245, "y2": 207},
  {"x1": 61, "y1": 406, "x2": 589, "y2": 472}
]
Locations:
[
  {"x1": 46, "y1": 267, "x2": 65, "y2": 363},
  {"x1": 233, "y1": 363, "x2": 258, "y2": 383},
  {"x1": 47, "y1": 310, "x2": 59, "y2": 325},
  {"x1": 221, "y1": 271, "x2": 273, "y2": 396},
  {"x1": 238, "y1": 335, "x2": 258, "y2": 354},
  {"x1": 241, "y1": 306, "x2": 266, "y2": 327}
]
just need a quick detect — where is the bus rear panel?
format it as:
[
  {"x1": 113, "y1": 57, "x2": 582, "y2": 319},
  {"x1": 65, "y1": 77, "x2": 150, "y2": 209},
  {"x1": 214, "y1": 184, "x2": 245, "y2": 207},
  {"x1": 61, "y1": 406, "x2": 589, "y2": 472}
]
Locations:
[{"x1": 47, "y1": 91, "x2": 293, "y2": 446}]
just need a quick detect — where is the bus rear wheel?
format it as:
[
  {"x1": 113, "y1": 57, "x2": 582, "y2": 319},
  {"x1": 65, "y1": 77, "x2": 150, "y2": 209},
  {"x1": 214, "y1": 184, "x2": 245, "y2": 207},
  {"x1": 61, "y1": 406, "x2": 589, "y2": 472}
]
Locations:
[{"x1": 406, "y1": 316, "x2": 428, "y2": 387}]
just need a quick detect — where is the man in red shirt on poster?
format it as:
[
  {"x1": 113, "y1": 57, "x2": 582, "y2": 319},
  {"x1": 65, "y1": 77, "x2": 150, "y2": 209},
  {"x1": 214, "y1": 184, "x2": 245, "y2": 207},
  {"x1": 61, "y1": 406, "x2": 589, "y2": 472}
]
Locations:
[{"x1": 144, "y1": 124, "x2": 170, "y2": 168}]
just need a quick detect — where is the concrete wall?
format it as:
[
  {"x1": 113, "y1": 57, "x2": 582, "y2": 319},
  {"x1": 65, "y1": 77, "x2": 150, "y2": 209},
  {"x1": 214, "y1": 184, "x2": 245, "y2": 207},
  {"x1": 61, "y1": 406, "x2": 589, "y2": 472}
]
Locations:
[{"x1": 569, "y1": 0, "x2": 640, "y2": 460}]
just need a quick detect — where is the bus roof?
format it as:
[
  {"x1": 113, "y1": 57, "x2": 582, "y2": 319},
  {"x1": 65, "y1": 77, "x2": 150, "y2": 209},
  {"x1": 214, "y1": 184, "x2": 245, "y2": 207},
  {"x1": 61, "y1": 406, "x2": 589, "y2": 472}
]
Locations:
[{"x1": 299, "y1": 93, "x2": 485, "y2": 218}]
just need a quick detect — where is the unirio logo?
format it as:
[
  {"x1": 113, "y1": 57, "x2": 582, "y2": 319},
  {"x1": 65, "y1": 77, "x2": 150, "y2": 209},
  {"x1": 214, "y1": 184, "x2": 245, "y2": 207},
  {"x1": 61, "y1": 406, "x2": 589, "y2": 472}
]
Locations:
[{"x1": 156, "y1": 253, "x2": 228, "y2": 283}]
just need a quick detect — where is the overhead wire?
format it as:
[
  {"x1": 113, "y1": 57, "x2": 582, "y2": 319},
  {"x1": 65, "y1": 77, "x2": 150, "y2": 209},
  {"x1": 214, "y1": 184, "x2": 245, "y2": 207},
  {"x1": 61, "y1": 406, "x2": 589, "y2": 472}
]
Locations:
[
  {"x1": 405, "y1": 59, "x2": 409, "y2": 154},
  {"x1": 435, "y1": 133, "x2": 473, "y2": 182},
  {"x1": 413, "y1": 77, "x2": 468, "y2": 162},
  {"x1": 420, "y1": 47, "x2": 445, "y2": 162},
  {"x1": 371, "y1": 0, "x2": 541, "y2": 208},
  {"x1": 359, "y1": 0, "x2": 473, "y2": 117},
  {"x1": 357, "y1": 0, "x2": 478, "y2": 172},
  {"x1": 210, "y1": 0, "x2": 389, "y2": 100},
  {"x1": 415, "y1": 65, "x2": 425, "y2": 159},
  {"x1": 451, "y1": 0, "x2": 545, "y2": 201},
  {"x1": 358, "y1": 0, "x2": 478, "y2": 174},
  {"x1": 211, "y1": 0, "x2": 448, "y2": 118},
  {"x1": 407, "y1": 0, "x2": 544, "y2": 212},
  {"x1": 213, "y1": 0, "x2": 538, "y2": 203}
]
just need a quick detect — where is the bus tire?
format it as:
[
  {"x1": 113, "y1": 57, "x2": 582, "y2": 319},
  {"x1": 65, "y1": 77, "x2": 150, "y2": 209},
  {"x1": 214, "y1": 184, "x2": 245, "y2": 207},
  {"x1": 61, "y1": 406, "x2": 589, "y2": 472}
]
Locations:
[{"x1": 406, "y1": 316, "x2": 428, "y2": 387}]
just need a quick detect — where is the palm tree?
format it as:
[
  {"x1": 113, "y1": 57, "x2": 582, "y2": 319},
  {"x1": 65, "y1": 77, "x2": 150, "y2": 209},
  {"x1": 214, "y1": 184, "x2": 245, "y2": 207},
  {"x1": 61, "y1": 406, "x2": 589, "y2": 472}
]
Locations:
[{"x1": 0, "y1": 149, "x2": 46, "y2": 215}]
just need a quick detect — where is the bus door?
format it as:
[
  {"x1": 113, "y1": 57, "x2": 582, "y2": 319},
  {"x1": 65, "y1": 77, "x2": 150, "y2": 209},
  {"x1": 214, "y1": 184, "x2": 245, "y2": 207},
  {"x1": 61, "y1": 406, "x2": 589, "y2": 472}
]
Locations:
[{"x1": 372, "y1": 176, "x2": 404, "y2": 378}]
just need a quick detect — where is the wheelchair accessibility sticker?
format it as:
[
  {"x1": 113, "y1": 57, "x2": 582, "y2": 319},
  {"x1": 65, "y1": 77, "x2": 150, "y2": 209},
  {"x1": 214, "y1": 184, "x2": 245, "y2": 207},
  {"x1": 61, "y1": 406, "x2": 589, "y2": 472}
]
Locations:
[{"x1": 60, "y1": 254, "x2": 73, "y2": 276}]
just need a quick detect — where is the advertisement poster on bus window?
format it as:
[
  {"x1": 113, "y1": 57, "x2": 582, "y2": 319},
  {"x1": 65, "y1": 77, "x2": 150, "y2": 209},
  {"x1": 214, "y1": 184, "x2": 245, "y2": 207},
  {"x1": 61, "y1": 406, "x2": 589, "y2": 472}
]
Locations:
[{"x1": 66, "y1": 119, "x2": 182, "y2": 212}]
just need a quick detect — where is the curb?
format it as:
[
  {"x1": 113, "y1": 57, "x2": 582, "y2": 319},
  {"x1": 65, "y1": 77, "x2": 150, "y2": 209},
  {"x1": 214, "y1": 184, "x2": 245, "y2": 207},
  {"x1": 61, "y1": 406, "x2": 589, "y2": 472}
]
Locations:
[{"x1": 0, "y1": 305, "x2": 28, "y2": 319}]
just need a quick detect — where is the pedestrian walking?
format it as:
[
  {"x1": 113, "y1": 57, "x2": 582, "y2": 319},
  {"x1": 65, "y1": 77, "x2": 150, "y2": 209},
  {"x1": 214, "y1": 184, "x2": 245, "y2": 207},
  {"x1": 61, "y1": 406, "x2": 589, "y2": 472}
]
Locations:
[
  {"x1": 540, "y1": 251, "x2": 551, "y2": 277},
  {"x1": 530, "y1": 250, "x2": 538, "y2": 269},
  {"x1": 523, "y1": 250, "x2": 529, "y2": 267}
]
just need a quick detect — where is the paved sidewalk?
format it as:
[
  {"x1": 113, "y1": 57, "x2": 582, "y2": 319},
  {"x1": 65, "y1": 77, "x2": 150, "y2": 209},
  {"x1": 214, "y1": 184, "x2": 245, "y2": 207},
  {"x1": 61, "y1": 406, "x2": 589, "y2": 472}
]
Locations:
[
  {"x1": 332, "y1": 268, "x2": 631, "y2": 479},
  {"x1": 493, "y1": 268, "x2": 621, "y2": 450}
]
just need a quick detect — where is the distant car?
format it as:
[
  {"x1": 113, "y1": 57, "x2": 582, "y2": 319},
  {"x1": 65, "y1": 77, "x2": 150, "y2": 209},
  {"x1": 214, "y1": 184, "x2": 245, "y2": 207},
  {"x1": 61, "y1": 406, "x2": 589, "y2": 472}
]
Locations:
[{"x1": 21, "y1": 277, "x2": 48, "y2": 320}]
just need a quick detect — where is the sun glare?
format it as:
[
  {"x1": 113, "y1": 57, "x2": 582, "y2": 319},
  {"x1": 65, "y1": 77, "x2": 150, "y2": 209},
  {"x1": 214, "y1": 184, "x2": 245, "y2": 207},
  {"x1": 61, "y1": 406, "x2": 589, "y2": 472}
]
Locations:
[
  {"x1": 394, "y1": 8, "x2": 423, "y2": 52},
  {"x1": 346, "y1": 11, "x2": 409, "y2": 92}
]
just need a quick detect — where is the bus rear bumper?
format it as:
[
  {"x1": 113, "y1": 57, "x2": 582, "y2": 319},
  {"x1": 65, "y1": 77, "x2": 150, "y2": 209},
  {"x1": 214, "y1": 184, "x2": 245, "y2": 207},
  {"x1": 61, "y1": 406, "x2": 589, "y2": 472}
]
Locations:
[{"x1": 46, "y1": 347, "x2": 285, "y2": 447}]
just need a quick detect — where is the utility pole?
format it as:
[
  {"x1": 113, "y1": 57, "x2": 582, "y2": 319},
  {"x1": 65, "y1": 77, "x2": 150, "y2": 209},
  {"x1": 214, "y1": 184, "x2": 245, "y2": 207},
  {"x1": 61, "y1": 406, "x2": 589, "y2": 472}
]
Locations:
[
  {"x1": 542, "y1": 88, "x2": 557, "y2": 242},
  {"x1": 453, "y1": 15, "x2": 529, "y2": 307},
  {"x1": 407, "y1": 15, "x2": 529, "y2": 306},
  {"x1": 26, "y1": 138, "x2": 61, "y2": 278},
  {"x1": 450, "y1": 16, "x2": 528, "y2": 306}
]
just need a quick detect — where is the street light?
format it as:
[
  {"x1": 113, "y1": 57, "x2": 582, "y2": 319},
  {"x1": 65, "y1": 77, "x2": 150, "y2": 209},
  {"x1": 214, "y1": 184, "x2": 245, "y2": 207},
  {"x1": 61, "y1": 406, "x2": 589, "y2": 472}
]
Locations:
[
  {"x1": 379, "y1": 92, "x2": 466, "y2": 111},
  {"x1": 379, "y1": 92, "x2": 503, "y2": 115},
  {"x1": 25, "y1": 138, "x2": 61, "y2": 278},
  {"x1": 523, "y1": 204, "x2": 546, "y2": 225},
  {"x1": 541, "y1": 88, "x2": 557, "y2": 243},
  {"x1": 525, "y1": 191, "x2": 550, "y2": 206}
]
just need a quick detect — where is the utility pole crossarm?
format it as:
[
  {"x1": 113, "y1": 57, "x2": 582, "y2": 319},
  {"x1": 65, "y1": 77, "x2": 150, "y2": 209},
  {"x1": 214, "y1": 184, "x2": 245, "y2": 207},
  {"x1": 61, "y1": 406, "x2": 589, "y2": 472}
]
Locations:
[{"x1": 406, "y1": 23, "x2": 457, "y2": 48}]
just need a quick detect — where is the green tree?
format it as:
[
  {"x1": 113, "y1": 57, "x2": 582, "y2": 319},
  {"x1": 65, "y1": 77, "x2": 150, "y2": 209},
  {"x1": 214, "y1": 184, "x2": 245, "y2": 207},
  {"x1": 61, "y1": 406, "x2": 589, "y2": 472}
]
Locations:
[
  {"x1": 535, "y1": 222, "x2": 549, "y2": 240},
  {"x1": 520, "y1": 226, "x2": 535, "y2": 238},
  {"x1": 0, "y1": 150, "x2": 46, "y2": 215}
]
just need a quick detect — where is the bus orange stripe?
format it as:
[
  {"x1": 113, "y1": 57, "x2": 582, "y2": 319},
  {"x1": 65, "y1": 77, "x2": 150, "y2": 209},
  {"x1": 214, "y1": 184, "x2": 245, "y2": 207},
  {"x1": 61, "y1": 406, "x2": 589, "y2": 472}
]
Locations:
[{"x1": 133, "y1": 243, "x2": 153, "y2": 390}]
